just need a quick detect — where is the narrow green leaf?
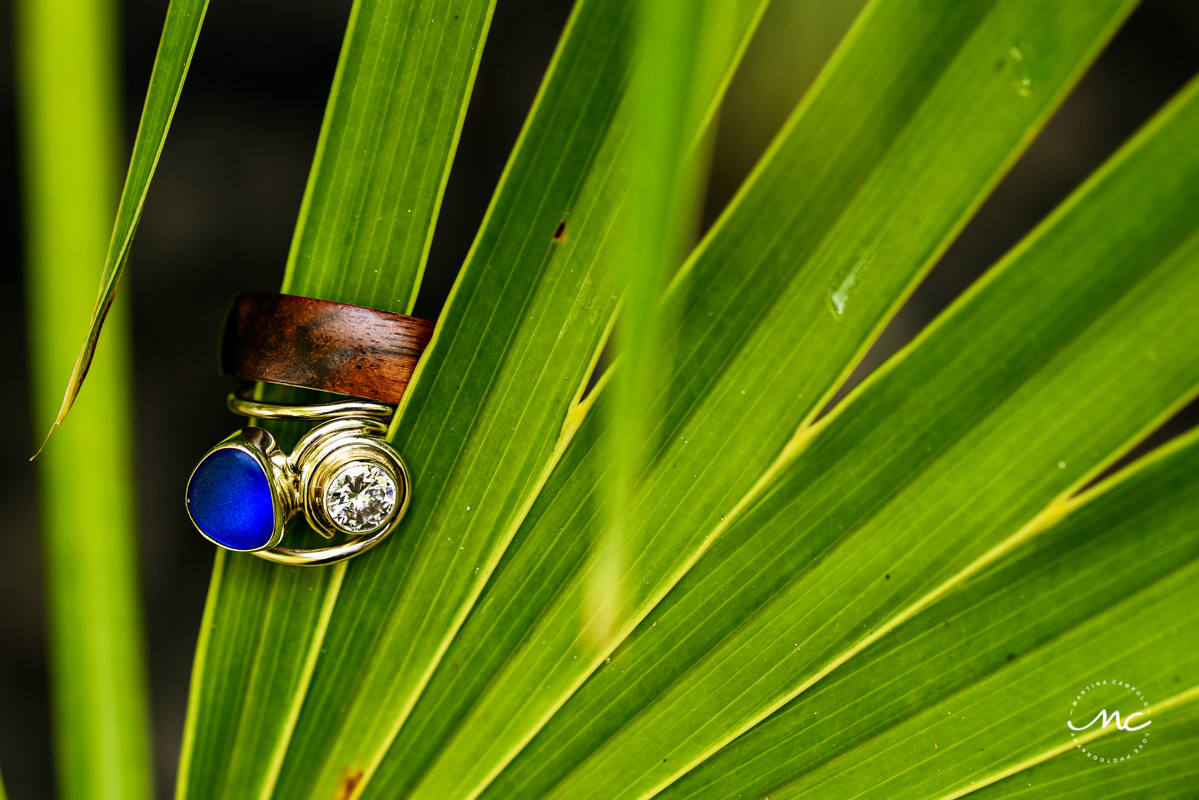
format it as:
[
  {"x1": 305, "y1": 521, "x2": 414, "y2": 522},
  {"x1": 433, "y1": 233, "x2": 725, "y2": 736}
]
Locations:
[
  {"x1": 981, "y1": 698, "x2": 1199, "y2": 799},
  {"x1": 523, "y1": 74, "x2": 1199, "y2": 800},
  {"x1": 40, "y1": 0, "x2": 207, "y2": 446},
  {"x1": 175, "y1": 550, "x2": 346, "y2": 800},
  {"x1": 284, "y1": 0, "x2": 497, "y2": 311},
  {"x1": 365, "y1": 1, "x2": 1140, "y2": 798},
  {"x1": 175, "y1": 2, "x2": 497, "y2": 799},
  {"x1": 974, "y1": 661, "x2": 1199, "y2": 798},
  {"x1": 269, "y1": 2, "x2": 768, "y2": 798},
  {"x1": 592, "y1": 0, "x2": 713, "y2": 681},
  {"x1": 16, "y1": 0, "x2": 152, "y2": 796},
  {"x1": 768, "y1": 544, "x2": 1199, "y2": 798},
  {"x1": 660, "y1": 426, "x2": 1199, "y2": 798}
]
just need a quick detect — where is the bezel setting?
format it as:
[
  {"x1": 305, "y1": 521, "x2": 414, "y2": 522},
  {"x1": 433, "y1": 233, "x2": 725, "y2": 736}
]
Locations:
[
  {"x1": 324, "y1": 461, "x2": 398, "y2": 533},
  {"x1": 293, "y1": 418, "x2": 409, "y2": 540},
  {"x1": 185, "y1": 427, "x2": 292, "y2": 552}
]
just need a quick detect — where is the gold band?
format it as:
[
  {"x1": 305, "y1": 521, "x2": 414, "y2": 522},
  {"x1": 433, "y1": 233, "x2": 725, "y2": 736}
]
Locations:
[{"x1": 227, "y1": 392, "x2": 394, "y2": 421}]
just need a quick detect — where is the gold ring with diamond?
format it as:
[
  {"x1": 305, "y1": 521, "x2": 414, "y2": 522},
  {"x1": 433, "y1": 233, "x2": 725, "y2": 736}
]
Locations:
[
  {"x1": 186, "y1": 393, "x2": 409, "y2": 566},
  {"x1": 185, "y1": 292, "x2": 434, "y2": 566}
]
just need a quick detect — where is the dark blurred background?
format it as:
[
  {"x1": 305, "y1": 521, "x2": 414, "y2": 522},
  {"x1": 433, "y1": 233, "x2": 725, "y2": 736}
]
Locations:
[{"x1": 0, "y1": 0, "x2": 1197, "y2": 796}]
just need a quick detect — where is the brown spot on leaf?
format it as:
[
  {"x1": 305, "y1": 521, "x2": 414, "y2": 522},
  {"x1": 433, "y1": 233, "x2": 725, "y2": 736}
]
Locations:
[
  {"x1": 553, "y1": 220, "x2": 568, "y2": 242},
  {"x1": 334, "y1": 769, "x2": 365, "y2": 800}
]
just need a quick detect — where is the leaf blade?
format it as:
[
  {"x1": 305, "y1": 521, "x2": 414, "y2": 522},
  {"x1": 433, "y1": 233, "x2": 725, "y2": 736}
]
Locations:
[
  {"x1": 176, "y1": 2, "x2": 497, "y2": 798},
  {"x1": 283, "y1": 0, "x2": 497, "y2": 312},
  {"x1": 16, "y1": 0, "x2": 153, "y2": 795},
  {"x1": 42, "y1": 0, "x2": 208, "y2": 444},
  {"x1": 268, "y1": 1, "x2": 770, "y2": 798},
  {"x1": 379, "y1": 1, "x2": 1142, "y2": 798},
  {"x1": 527, "y1": 72, "x2": 1199, "y2": 800},
  {"x1": 660, "y1": 426, "x2": 1199, "y2": 799}
]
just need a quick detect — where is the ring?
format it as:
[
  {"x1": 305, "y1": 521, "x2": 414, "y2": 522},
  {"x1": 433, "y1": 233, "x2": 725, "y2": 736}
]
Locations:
[
  {"x1": 220, "y1": 290, "x2": 434, "y2": 402},
  {"x1": 185, "y1": 292, "x2": 434, "y2": 566}
]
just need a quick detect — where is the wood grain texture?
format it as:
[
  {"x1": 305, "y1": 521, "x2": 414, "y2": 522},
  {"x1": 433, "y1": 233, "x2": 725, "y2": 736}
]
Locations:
[{"x1": 220, "y1": 292, "x2": 434, "y2": 404}]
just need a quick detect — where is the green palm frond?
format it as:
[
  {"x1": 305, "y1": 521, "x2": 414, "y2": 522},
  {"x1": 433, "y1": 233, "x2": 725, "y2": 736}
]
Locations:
[
  {"x1": 17, "y1": 0, "x2": 152, "y2": 797},
  {"x1": 48, "y1": 0, "x2": 1199, "y2": 798},
  {"x1": 40, "y1": 0, "x2": 208, "y2": 446}
]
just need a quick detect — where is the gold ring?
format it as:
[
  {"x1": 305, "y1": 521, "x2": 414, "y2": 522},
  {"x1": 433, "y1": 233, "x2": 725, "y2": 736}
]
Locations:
[{"x1": 185, "y1": 393, "x2": 410, "y2": 566}]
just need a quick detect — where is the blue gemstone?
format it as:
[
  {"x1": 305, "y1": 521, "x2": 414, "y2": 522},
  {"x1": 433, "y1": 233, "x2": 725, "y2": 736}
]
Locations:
[{"x1": 187, "y1": 448, "x2": 277, "y2": 551}]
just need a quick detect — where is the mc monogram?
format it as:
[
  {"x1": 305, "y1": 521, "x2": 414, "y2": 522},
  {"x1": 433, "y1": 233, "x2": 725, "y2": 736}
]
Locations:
[
  {"x1": 1067, "y1": 708, "x2": 1151, "y2": 733},
  {"x1": 1066, "y1": 679, "x2": 1152, "y2": 765}
]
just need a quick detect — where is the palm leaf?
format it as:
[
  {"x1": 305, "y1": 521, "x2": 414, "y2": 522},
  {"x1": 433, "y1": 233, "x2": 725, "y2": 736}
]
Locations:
[
  {"x1": 40, "y1": 0, "x2": 207, "y2": 446},
  {"x1": 16, "y1": 0, "x2": 151, "y2": 796},
  {"x1": 176, "y1": 2, "x2": 496, "y2": 797},
  {"x1": 50, "y1": 0, "x2": 1196, "y2": 796},
  {"x1": 662, "y1": 427, "x2": 1199, "y2": 799},
  {"x1": 371, "y1": 1, "x2": 1146, "y2": 797},
  {"x1": 272, "y1": 2, "x2": 770, "y2": 796},
  {"x1": 500, "y1": 70, "x2": 1199, "y2": 799}
]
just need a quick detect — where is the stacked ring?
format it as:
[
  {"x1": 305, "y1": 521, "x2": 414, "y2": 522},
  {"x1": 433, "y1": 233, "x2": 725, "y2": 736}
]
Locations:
[{"x1": 185, "y1": 292, "x2": 434, "y2": 566}]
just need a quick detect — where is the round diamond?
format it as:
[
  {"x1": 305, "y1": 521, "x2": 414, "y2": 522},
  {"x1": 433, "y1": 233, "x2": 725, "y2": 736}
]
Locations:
[{"x1": 325, "y1": 462, "x2": 397, "y2": 533}]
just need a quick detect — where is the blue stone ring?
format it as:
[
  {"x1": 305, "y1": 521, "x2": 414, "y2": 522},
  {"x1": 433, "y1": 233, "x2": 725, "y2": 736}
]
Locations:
[
  {"x1": 187, "y1": 394, "x2": 410, "y2": 566},
  {"x1": 186, "y1": 292, "x2": 435, "y2": 566}
]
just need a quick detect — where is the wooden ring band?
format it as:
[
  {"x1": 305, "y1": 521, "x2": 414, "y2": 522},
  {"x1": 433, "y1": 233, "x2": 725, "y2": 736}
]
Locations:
[{"x1": 220, "y1": 292, "x2": 434, "y2": 405}]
